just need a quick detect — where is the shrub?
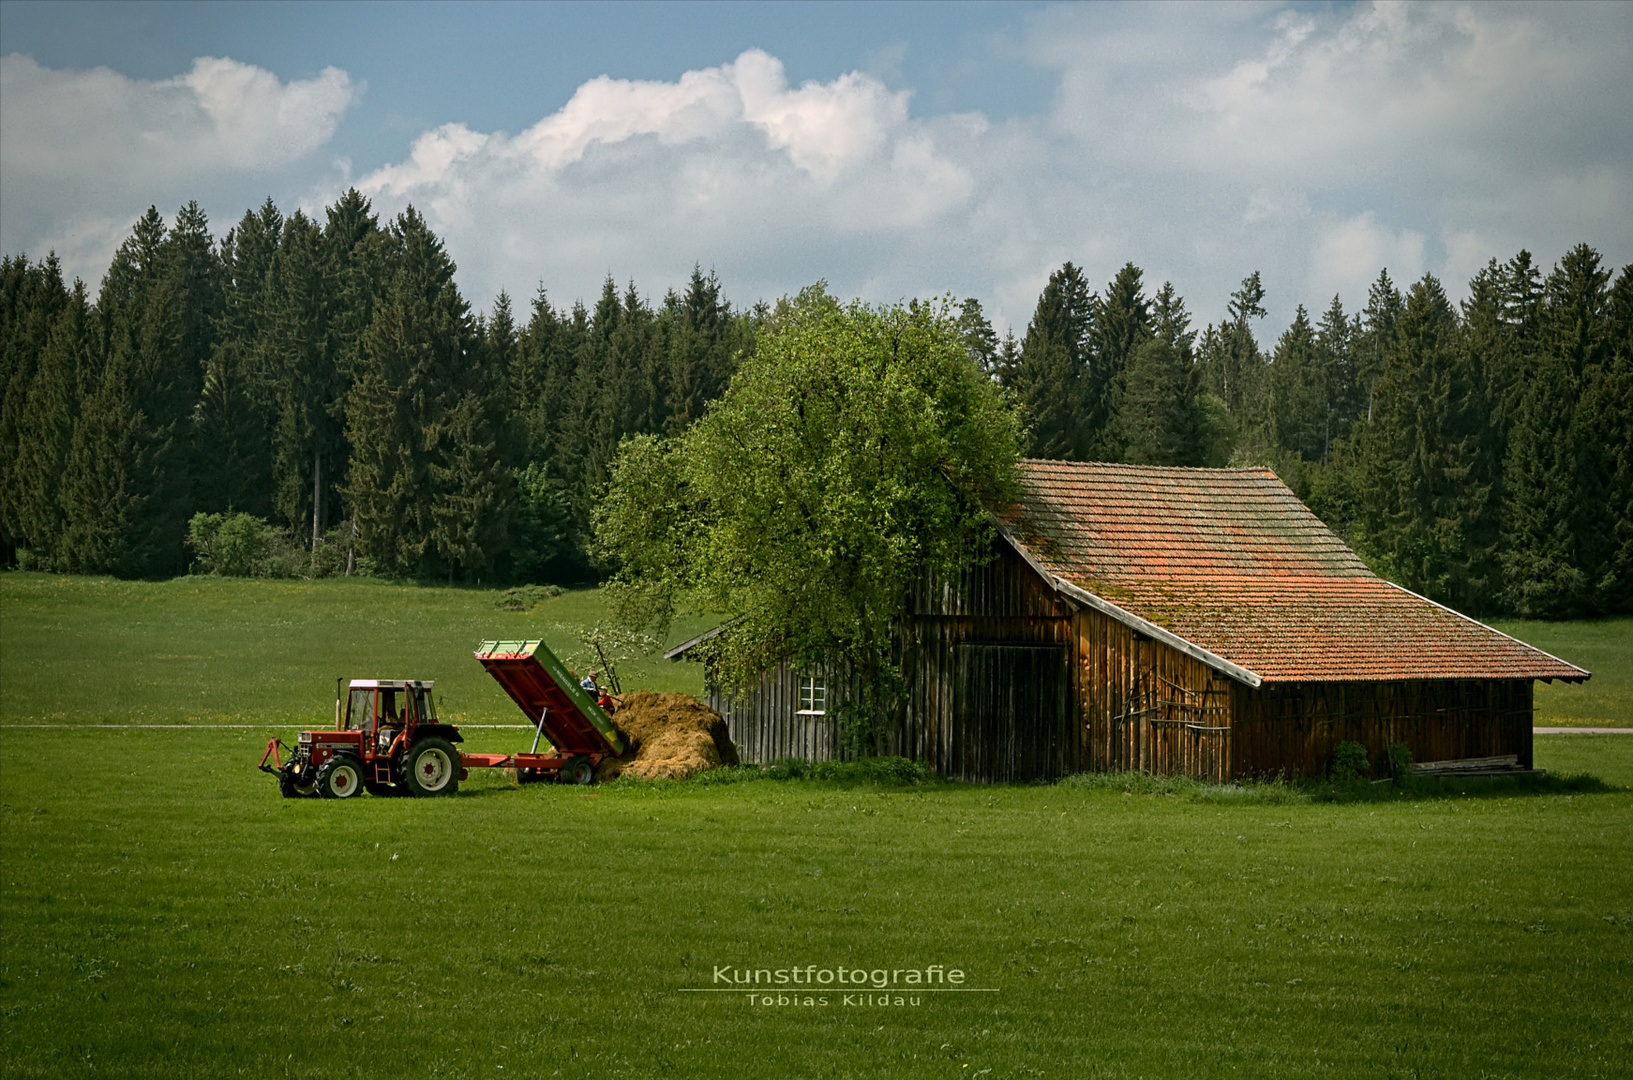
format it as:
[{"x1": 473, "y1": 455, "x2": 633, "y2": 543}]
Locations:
[
  {"x1": 187, "y1": 513, "x2": 290, "y2": 577},
  {"x1": 1330, "y1": 740, "x2": 1371, "y2": 783},
  {"x1": 494, "y1": 584, "x2": 563, "y2": 612},
  {"x1": 1386, "y1": 741, "x2": 1415, "y2": 780}
]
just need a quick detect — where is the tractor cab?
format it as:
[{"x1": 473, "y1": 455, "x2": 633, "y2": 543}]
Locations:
[{"x1": 344, "y1": 680, "x2": 439, "y2": 754}]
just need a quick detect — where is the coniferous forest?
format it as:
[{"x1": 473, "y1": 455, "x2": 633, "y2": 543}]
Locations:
[{"x1": 1, "y1": 193, "x2": 1629, "y2": 619}]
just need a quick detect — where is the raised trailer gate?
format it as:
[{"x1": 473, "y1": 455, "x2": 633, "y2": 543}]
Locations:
[
  {"x1": 464, "y1": 639, "x2": 628, "y2": 784},
  {"x1": 258, "y1": 639, "x2": 625, "y2": 797}
]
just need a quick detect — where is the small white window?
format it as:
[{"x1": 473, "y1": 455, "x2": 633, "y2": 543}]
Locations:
[{"x1": 797, "y1": 675, "x2": 827, "y2": 715}]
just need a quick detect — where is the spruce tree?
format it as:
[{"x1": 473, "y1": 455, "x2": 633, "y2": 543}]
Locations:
[
  {"x1": 0, "y1": 255, "x2": 70, "y2": 555},
  {"x1": 194, "y1": 198, "x2": 281, "y2": 518},
  {"x1": 1360, "y1": 274, "x2": 1497, "y2": 608},
  {"x1": 13, "y1": 282, "x2": 95, "y2": 559},
  {"x1": 267, "y1": 210, "x2": 338, "y2": 545},
  {"x1": 1013, "y1": 262, "x2": 1094, "y2": 459},
  {"x1": 1088, "y1": 263, "x2": 1151, "y2": 459}
]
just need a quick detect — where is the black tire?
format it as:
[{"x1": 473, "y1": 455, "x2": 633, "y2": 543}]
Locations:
[
  {"x1": 399, "y1": 737, "x2": 460, "y2": 797},
  {"x1": 559, "y1": 755, "x2": 594, "y2": 785},
  {"x1": 315, "y1": 754, "x2": 363, "y2": 799},
  {"x1": 279, "y1": 769, "x2": 316, "y2": 798}
]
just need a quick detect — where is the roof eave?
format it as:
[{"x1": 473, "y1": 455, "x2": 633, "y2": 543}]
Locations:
[
  {"x1": 990, "y1": 515, "x2": 1264, "y2": 689},
  {"x1": 1379, "y1": 581, "x2": 1592, "y2": 682}
]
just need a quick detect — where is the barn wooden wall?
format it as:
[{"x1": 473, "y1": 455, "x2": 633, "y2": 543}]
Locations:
[
  {"x1": 709, "y1": 535, "x2": 1538, "y2": 783},
  {"x1": 1230, "y1": 678, "x2": 1533, "y2": 778},
  {"x1": 712, "y1": 659, "x2": 847, "y2": 764},
  {"x1": 1076, "y1": 608, "x2": 1237, "y2": 782},
  {"x1": 896, "y1": 544, "x2": 1077, "y2": 782}
]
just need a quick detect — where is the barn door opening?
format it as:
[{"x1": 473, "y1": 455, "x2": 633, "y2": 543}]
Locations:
[{"x1": 952, "y1": 644, "x2": 1070, "y2": 783}]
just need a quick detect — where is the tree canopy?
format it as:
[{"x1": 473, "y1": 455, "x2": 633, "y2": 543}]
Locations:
[{"x1": 595, "y1": 289, "x2": 1023, "y2": 747}]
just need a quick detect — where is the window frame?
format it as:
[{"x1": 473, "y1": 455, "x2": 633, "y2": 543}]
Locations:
[{"x1": 796, "y1": 673, "x2": 827, "y2": 716}]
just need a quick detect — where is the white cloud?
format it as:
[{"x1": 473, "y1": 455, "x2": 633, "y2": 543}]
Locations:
[
  {"x1": 1308, "y1": 212, "x2": 1427, "y2": 306},
  {"x1": 0, "y1": 53, "x2": 354, "y2": 284},
  {"x1": 344, "y1": 5, "x2": 1628, "y2": 336},
  {"x1": 1, "y1": 3, "x2": 1628, "y2": 338}
]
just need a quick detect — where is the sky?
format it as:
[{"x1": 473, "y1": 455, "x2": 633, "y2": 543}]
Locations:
[{"x1": 2, "y1": 0, "x2": 1630, "y2": 336}]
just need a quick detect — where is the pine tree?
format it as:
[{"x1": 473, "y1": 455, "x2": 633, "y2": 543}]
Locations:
[
  {"x1": 74, "y1": 205, "x2": 221, "y2": 576},
  {"x1": 1357, "y1": 269, "x2": 1403, "y2": 427},
  {"x1": 958, "y1": 297, "x2": 1000, "y2": 376},
  {"x1": 266, "y1": 210, "x2": 339, "y2": 545},
  {"x1": 1088, "y1": 263, "x2": 1151, "y2": 459},
  {"x1": 194, "y1": 198, "x2": 281, "y2": 518},
  {"x1": 0, "y1": 255, "x2": 71, "y2": 555},
  {"x1": 12, "y1": 282, "x2": 96, "y2": 559},
  {"x1": 1013, "y1": 263, "x2": 1094, "y2": 459},
  {"x1": 1315, "y1": 295, "x2": 1360, "y2": 460},
  {"x1": 1360, "y1": 274, "x2": 1497, "y2": 607},
  {"x1": 342, "y1": 207, "x2": 505, "y2": 579},
  {"x1": 1266, "y1": 306, "x2": 1326, "y2": 464}
]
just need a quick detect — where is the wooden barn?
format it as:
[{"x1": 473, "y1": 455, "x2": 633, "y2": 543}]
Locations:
[{"x1": 666, "y1": 460, "x2": 1589, "y2": 783}]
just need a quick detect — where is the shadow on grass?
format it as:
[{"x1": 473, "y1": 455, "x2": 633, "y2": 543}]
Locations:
[
  {"x1": 605, "y1": 756, "x2": 939, "y2": 791},
  {"x1": 1055, "y1": 768, "x2": 1622, "y2": 805}
]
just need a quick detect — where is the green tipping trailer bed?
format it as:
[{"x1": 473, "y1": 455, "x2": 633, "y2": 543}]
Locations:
[{"x1": 464, "y1": 640, "x2": 626, "y2": 783}]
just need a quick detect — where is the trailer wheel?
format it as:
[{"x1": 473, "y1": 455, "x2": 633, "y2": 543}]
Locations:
[
  {"x1": 559, "y1": 756, "x2": 594, "y2": 785},
  {"x1": 400, "y1": 738, "x2": 460, "y2": 797},
  {"x1": 316, "y1": 755, "x2": 363, "y2": 799}
]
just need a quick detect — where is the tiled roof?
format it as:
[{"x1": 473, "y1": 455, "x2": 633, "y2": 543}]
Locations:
[{"x1": 999, "y1": 460, "x2": 1589, "y2": 685}]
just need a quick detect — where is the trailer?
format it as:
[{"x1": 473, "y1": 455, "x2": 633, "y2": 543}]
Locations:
[
  {"x1": 258, "y1": 639, "x2": 626, "y2": 797},
  {"x1": 464, "y1": 639, "x2": 628, "y2": 784}
]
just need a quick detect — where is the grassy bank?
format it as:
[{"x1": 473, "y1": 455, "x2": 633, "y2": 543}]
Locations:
[
  {"x1": 0, "y1": 572, "x2": 712, "y2": 727},
  {"x1": 4, "y1": 573, "x2": 1623, "y2": 729},
  {"x1": 0, "y1": 728, "x2": 1628, "y2": 1079},
  {"x1": 1489, "y1": 615, "x2": 1632, "y2": 727}
]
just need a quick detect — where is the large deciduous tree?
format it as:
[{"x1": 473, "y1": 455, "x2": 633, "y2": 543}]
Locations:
[{"x1": 596, "y1": 288, "x2": 1023, "y2": 751}]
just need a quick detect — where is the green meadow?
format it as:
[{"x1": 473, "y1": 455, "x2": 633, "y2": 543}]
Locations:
[
  {"x1": 2, "y1": 573, "x2": 1630, "y2": 1079},
  {"x1": 1490, "y1": 616, "x2": 1633, "y2": 727}
]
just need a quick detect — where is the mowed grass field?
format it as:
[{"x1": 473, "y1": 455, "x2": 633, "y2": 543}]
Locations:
[
  {"x1": 0, "y1": 572, "x2": 714, "y2": 727},
  {"x1": 2, "y1": 573, "x2": 1631, "y2": 1079},
  {"x1": 1489, "y1": 616, "x2": 1633, "y2": 727}
]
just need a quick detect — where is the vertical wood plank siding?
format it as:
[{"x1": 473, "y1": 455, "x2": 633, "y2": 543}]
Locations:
[
  {"x1": 713, "y1": 659, "x2": 846, "y2": 764},
  {"x1": 896, "y1": 544, "x2": 1077, "y2": 782},
  {"x1": 1228, "y1": 677, "x2": 1533, "y2": 778},
  {"x1": 712, "y1": 536, "x2": 1538, "y2": 782}
]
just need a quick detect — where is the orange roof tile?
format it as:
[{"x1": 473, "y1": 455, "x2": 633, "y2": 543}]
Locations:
[{"x1": 999, "y1": 460, "x2": 1588, "y2": 685}]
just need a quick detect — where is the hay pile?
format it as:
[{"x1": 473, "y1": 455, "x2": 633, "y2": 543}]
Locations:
[{"x1": 601, "y1": 691, "x2": 740, "y2": 781}]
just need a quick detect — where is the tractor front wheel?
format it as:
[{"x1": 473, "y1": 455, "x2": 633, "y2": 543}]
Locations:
[
  {"x1": 279, "y1": 769, "x2": 316, "y2": 798},
  {"x1": 559, "y1": 756, "x2": 594, "y2": 785},
  {"x1": 316, "y1": 755, "x2": 363, "y2": 799},
  {"x1": 400, "y1": 738, "x2": 460, "y2": 797}
]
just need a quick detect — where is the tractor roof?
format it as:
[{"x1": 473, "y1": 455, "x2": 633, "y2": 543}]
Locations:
[{"x1": 348, "y1": 680, "x2": 435, "y2": 689}]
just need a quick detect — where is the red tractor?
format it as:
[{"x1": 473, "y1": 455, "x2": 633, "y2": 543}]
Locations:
[
  {"x1": 259, "y1": 641, "x2": 629, "y2": 798},
  {"x1": 261, "y1": 679, "x2": 464, "y2": 799}
]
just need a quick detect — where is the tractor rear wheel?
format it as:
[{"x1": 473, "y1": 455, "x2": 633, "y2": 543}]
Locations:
[
  {"x1": 316, "y1": 755, "x2": 363, "y2": 799},
  {"x1": 400, "y1": 737, "x2": 460, "y2": 797},
  {"x1": 559, "y1": 756, "x2": 594, "y2": 785}
]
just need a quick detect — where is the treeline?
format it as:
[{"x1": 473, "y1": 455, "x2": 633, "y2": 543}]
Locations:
[
  {"x1": 2, "y1": 197, "x2": 1629, "y2": 617},
  {"x1": 0, "y1": 193, "x2": 751, "y2": 581},
  {"x1": 977, "y1": 253, "x2": 1633, "y2": 617}
]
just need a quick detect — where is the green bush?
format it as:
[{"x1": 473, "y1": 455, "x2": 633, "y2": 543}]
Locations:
[
  {"x1": 494, "y1": 584, "x2": 563, "y2": 611},
  {"x1": 1387, "y1": 741, "x2": 1415, "y2": 780},
  {"x1": 1330, "y1": 740, "x2": 1372, "y2": 783},
  {"x1": 187, "y1": 513, "x2": 290, "y2": 577}
]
